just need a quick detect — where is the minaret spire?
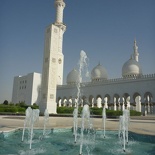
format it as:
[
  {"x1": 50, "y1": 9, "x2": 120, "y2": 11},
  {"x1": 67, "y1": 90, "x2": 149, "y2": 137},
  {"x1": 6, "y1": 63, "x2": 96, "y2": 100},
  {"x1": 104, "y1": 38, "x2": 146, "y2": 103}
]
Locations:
[
  {"x1": 55, "y1": 0, "x2": 65, "y2": 24},
  {"x1": 54, "y1": 0, "x2": 66, "y2": 32},
  {"x1": 133, "y1": 39, "x2": 139, "y2": 62}
]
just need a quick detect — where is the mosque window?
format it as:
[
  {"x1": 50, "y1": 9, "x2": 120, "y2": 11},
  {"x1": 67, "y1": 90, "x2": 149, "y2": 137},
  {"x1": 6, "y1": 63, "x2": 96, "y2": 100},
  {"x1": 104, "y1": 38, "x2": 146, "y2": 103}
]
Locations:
[
  {"x1": 50, "y1": 94, "x2": 54, "y2": 99},
  {"x1": 52, "y1": 58, "x2": 56, "y2": 63},
  {"x1": 58, "y1": 58, "x2": 62, "y2": 64},
  {"x1": 54, "y1": 28, "x2": 57, "y2": 33}
]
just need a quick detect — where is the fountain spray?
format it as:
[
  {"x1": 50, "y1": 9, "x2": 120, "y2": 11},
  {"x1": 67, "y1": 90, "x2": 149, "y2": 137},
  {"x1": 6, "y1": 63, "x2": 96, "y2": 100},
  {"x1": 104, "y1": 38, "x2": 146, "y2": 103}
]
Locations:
[
  {"x1": 74, "y1": 50, "x2": 89, "y2": 144},
  {"x1": 22, "y1": 107, "x2": 40, "y2": 149},
  {"x1": 119, "y1": 109, "x2": 130, "y2": 152},
  {"x1": 102, "y1": 107, "x2": 106, "y2": 138},
  {"x1": 43, "y1": 109, "x2": 49, "y2": 136}
]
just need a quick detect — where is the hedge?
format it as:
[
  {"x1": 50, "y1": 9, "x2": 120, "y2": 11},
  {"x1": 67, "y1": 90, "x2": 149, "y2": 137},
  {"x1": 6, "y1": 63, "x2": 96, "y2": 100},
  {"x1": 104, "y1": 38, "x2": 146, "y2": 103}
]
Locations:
[
  {"x1": 0, "y1": 104, "x2": 142, "y2": 116},
  {"x1": 57, "y1": 107, "x2": 141, "y2": 116},
  {"x1": 57, "y1": 107, "x2": 82, "y2": 114},
  {"x1": 0, "y1": 104, "x2": 38, "y2": 113}
]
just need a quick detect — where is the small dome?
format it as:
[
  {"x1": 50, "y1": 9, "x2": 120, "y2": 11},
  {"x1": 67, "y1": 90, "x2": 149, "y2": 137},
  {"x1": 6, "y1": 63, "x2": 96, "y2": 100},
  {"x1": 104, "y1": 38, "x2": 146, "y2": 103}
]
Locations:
[
  {"x1": 91, "y1": 63, "x2": 108, "y2": 81},
  {"x1": 66, "y1": 69, "x2": 79, "y2": 85},
  {"x1": 122, "y1": 58, "x2": 142, "y2": 78}
]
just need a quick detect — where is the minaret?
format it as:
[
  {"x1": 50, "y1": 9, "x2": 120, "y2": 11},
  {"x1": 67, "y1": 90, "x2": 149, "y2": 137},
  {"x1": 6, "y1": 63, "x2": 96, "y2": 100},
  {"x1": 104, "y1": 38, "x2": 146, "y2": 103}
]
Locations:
[
  {"x1": 40, "y1": 0, "x2": 66, "y2": 114},
  {"x1": 133, "y1": 39, "x2": 139, "y2": 62}
]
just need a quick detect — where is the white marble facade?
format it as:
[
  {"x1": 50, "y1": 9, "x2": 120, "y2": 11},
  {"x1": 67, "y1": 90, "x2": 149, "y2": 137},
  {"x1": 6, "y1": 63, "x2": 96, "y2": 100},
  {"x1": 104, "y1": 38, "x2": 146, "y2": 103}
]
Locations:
[{"x1": 12, "y1": 72, "x2": 41, "y2": 106}]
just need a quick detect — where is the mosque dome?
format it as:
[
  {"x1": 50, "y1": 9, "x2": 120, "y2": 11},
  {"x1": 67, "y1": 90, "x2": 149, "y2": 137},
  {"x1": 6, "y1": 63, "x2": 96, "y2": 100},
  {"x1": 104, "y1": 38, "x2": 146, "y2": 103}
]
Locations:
[
  {"x1": 122, "y1": 57, "x2": 142, "y2": 78},
  {"x1": 66, "y1": 69, "x2": 79, "y2": 85},
  {"x1": 91, "y1": 63, "x2": 108, "y2": 81}
]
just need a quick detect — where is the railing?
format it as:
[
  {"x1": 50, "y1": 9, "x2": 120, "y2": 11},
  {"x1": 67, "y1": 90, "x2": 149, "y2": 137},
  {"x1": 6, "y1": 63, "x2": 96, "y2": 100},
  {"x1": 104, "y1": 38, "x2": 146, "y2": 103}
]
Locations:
[{"x1": 57, "y1": 73, "x2": 155, "y2": 88}]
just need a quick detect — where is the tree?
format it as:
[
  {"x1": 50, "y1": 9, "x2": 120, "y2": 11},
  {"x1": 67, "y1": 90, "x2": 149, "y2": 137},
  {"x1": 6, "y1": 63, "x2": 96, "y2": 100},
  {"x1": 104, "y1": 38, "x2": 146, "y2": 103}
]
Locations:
[{"x1": 3, "y1": 100, "x2": 8, "y2": 105}]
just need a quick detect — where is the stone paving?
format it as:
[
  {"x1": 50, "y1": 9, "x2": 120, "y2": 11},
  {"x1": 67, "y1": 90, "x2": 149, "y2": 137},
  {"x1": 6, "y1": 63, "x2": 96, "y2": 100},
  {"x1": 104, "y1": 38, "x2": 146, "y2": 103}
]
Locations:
[{"x1": 0, "y1": 115, "x2": 155, "y2": 135}]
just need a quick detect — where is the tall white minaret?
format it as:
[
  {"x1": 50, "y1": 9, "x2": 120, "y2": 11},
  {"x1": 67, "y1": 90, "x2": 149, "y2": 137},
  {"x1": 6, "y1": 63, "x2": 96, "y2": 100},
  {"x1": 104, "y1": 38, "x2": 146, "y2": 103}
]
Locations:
[
  {"x1": 40, "y1": 0, "x2": 66, "y2": 114},
  {"x1": 133, "y1": 39, "x2": 139, "y2": 62}
]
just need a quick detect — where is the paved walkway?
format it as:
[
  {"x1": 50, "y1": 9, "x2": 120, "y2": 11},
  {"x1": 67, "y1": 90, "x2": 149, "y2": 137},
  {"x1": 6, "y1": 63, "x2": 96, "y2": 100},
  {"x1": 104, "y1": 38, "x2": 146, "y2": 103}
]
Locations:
[{"x1": 0, "y1": 115, "x2": 155, "y2": 135}]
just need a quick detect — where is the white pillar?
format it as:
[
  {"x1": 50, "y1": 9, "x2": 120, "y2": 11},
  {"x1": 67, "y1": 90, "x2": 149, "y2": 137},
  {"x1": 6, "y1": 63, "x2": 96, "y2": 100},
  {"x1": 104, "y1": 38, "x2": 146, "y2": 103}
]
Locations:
[
  {"x1": 114, "y1": 97, "x2": 117, "y2": 111},
  {"x1": 97, "y1": 98, "x2": 102, "y2": 108},
  {"x1": 104, "y1": 97, "x2": 108, "y2": 109}
]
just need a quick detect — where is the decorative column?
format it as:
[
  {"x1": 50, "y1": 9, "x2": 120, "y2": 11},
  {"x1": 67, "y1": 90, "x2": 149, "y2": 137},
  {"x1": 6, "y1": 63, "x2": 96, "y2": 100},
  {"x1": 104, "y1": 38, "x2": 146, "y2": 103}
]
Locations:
[
  {"x1": 97, "y1": 97, "x2": 102, "y2": 108},
  {"x1": 147, "y1": 95, "x2": 150, "y2": 114},
  {"x1": 104, "y1": 97, "x2": 108, "y2": 109},
  {"x1": 120, "y1": 97, "x2": 124, "y2": 111},
  {"x1": 113, "y1": 97, "x2": 117, "y2": 111}
]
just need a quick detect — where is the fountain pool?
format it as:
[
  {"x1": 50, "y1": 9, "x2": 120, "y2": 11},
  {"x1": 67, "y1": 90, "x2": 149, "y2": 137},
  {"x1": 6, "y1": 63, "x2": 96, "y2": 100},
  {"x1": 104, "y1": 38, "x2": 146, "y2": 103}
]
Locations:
[{"x1": 0, "y1": 128, "x2": 155, "y2": 155}]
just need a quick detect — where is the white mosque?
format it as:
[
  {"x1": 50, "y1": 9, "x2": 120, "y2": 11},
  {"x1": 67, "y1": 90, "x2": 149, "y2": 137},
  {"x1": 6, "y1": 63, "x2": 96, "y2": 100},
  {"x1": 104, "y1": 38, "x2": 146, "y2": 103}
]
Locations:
[{"x1": 12, "y1": 0, "x2": 155, "y2": 115}]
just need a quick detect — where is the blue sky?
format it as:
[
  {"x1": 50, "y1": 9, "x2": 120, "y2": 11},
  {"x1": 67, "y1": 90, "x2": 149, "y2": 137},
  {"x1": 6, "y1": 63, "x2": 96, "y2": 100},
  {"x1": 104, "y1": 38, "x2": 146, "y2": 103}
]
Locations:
[{"x1": 0, "y1": 0, "x2": 155, "y2": 103}]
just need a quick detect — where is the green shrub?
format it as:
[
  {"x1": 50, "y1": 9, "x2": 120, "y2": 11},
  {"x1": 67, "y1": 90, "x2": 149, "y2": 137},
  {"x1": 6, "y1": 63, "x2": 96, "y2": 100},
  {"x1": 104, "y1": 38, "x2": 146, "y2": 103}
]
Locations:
[
  {"x1": 90, "y1": 107, "x2": 102, "y2": 115},
  {"x1": 0, "y1": 103, "x2": 142, "y2": 116},
  {"x1": 57, "y1": 107, "x2": 74, "y2": 114},
  {"x1": 0, "y1": 106, "x2": 18, "y2": 112},
  {"x1": 130, "y1": 110, "x2": 141, "y2": 116},
  {"x1": 0, "y1": 104, "x2": 26, "y2": 113},
  {"x1": 0, "y1": 107, "x2": 4, "y2": 112},
  {"x1": 31, "y1": 104, "x2": 39, "y2": 109},
  {"x1": 17, "y1": 107, "x2": 26, "y2": 112},
  {"x1": 57, "y1": 107, "x2": 83, "y2": 114},
  {"x1": 57, "y1": 107, "x2": 141, "y2": 117}
]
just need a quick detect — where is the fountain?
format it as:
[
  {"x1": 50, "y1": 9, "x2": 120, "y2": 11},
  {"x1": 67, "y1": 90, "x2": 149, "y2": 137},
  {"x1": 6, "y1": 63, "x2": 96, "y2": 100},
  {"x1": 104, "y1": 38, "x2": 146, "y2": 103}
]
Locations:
[
  {"x1": 79, "y1": 104, "x2": 93, "y2": 155},
  {"x1": 73, "y1": 50, "x2": 89, "y2": 144},
  {"x1": 102, "y1": 107, "x2": 106, "y2": 138},
  {"x1": 119, "y1": 109, "x2": 130, "y2": 152},
  {"x1": 43, "y1": 109, "x2": 49, "y2": 136},
  {"x1": 22, "y1": 107, "x2": 40, "y2": 149},
  {"x1": 73, "y1": 107, "x2": 78, "y2": 143},
  {"x1": 22, "y1": 107, "x2": 32, "y2": 142}
]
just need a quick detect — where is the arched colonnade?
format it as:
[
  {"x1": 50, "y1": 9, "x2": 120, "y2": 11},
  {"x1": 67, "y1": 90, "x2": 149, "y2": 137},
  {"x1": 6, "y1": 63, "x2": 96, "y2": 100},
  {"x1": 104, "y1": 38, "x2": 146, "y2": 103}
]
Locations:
[{"x1": 57, "y1": 91, "x2": 155, "y2": 115}]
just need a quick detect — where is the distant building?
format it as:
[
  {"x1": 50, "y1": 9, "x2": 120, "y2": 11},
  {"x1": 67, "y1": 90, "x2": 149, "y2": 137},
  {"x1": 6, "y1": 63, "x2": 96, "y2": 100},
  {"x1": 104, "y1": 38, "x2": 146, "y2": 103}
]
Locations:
[{"x1": 12, "y1": 72, "x2": 41, "y2": 105}]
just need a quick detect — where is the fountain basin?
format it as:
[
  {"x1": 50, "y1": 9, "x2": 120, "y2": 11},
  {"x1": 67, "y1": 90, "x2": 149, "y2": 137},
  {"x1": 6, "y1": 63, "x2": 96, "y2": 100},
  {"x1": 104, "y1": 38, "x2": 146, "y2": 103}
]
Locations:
[{"x1": 0, "y1": 128, "x2": 155, "y2": 155}]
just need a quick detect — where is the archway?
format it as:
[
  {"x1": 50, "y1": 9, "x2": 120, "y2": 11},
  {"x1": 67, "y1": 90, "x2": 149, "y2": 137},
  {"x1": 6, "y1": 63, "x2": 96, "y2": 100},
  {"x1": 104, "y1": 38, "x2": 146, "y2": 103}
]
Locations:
[
  {"x1": 133, "y1": 93, "x2": 141, "y2": 112},
  {"x1": 96, "y1": 95, "x2": 102, "y2": 108}
]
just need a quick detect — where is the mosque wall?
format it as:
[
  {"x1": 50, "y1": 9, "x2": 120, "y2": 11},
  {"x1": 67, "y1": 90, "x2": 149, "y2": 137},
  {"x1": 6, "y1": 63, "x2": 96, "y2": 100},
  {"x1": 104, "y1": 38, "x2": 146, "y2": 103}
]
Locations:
[
  {"x1": 58, "y1": 76, "x2": 155, "y2": 98},
  {"x1": 57, "y1": 75, "x2": 155, "y2": 113}
]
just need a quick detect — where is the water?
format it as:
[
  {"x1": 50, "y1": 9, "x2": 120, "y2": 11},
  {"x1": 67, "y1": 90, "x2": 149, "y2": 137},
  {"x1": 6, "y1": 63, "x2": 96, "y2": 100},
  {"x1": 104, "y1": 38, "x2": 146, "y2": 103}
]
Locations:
[
  {"x1": 119, "y1": 110, "x2": 130, "y2": 151},
  {"x1": 102, "y1": 107, "x2": 106, "y2": 138},
  {"x1": 22, "y1": 107, "x2": 40, "y2": 149},
  {"x1": 74, "y1": 50, "x2": 89, "y2": 144},
  {"x1": 79, "y1": 104, "x2": 95, "y2": 155},
  {"x1": 43, "y1": 109, "x2": 50, "y2": 136},
  {"x1": 0, "y1": 129, "x2": 155, "y2": 155}
]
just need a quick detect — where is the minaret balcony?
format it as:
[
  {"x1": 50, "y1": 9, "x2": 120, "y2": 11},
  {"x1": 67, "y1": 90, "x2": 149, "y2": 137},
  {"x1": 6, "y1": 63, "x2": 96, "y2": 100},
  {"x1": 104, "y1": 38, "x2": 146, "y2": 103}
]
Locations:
[{"x1": 54, "y1": 22, "x2": 66, "y2": 32}]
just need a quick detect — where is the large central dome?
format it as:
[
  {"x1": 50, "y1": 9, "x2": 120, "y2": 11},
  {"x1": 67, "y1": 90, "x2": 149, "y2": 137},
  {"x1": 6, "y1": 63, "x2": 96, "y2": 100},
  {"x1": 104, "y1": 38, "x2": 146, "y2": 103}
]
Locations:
[
  {"x1": 122, "y1": 57, "x2": 142, "y2": 78},
  {"x1": 91, "y1": 63, "x2": 108, "y2": 81}
]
